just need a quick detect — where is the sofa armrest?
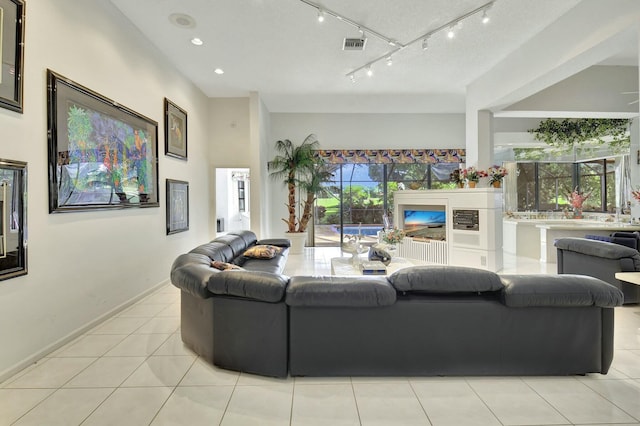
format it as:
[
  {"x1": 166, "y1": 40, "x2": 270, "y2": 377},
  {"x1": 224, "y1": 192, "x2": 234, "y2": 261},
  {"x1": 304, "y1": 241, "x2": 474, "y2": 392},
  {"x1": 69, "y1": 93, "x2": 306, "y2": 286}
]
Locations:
[
  {"x1": 208, "y1": 271, "x2": 289, "y2": 303},
  {"x1": 500, "y1": 274, "x2": 624, "y2": 308},
  {"x1": 256, "y1": 238, "x2": 291, "y2": 248},
  {"x1": 171, "y1": 253, "x2": 217, "y2": 298}
]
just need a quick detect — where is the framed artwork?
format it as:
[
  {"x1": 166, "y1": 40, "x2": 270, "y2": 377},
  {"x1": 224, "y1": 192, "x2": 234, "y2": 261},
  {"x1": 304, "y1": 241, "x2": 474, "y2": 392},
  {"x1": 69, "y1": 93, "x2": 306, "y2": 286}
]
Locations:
[
  {"x1": 0, "y1": 158, "x2": 27, "y2": 281},
  {"x1": 166, "y1": 179, "x2": 189, "y2": 234},
  {"x1": 0, "y1": 0, "x2": 25, "y2": 113},
  {"x1": 164, "y1": 98, "x2": 187, "y2": 160},
  {"x1": 46, "y1": 69, "x2": 159, "y2": 213}
]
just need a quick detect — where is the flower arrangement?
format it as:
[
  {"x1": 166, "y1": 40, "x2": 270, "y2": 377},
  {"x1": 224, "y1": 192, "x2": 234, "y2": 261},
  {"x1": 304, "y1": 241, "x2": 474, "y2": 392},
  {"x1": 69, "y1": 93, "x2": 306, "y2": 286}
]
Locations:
[
  {"x1": 382, "y1": 227, "x2": 406, "y2": 245},
  {"x1": 632, "y1": 187, "x2": 640, "y2": 202},
  {"x1": 449, "y1": 169, "x2": 463, "y2": 186},
  {"x1": 567, "y1": 187, "x2": 590, "y2": 210},
  {"x1": 461, "y1": 166, "x2": 487, "y2": 183},
  {"x1": 487, "y1": 165, "x2": 508, "y2": 184}
]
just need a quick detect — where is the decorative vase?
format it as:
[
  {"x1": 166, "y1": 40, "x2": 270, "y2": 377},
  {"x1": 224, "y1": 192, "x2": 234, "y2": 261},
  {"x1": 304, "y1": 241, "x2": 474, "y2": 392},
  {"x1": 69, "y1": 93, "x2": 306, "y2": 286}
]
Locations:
[
  {"x1": 457, "y1": 182, "x2": 464, "y2": 188},
  {"x1": 468, "y1": 181, "x2": 477, "y2": 188},
  {"x1": 287, "y1": 232, "x2": 307, "y2": 254},
  {"x1": 573, "y1": 208, "x2": 583, "y2": 219},
  {"x1": 492, "y1": 181, "x2": 501, "y2": 188}
]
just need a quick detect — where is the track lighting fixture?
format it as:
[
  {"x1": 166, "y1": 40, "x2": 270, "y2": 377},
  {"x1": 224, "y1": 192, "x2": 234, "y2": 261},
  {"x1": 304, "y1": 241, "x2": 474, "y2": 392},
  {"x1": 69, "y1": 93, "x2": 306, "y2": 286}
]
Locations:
[{"x1": 297, "y1": 0, "x2": 497, "y2": 80}]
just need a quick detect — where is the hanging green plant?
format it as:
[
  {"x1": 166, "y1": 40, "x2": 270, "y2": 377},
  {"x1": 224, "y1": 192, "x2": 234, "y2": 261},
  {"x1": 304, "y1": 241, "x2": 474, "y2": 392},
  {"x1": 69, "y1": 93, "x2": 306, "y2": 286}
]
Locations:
[{"x1": 528, "y1": 118, "x2": 631, "y2": 149}]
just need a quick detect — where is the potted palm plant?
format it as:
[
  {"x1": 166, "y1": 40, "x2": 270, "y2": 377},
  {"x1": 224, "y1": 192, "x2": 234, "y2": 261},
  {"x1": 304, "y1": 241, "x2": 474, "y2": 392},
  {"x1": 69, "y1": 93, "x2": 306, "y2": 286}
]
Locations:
[{"x1": 269, "y1": 134, "x2": 331, "y2": 253}]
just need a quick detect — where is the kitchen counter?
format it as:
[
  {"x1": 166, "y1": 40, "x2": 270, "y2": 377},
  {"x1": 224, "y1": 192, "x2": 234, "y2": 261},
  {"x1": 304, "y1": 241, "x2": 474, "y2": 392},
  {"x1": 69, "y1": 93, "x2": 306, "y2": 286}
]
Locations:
[{"x1": 503, "y1": 219, "x2": 640, "y2": 263}]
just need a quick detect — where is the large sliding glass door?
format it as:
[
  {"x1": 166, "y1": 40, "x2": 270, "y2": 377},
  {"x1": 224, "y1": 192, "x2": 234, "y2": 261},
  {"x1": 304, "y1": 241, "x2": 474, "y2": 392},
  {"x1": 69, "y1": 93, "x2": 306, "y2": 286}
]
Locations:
[{"x1": 312, "y1": 162, "x2": 460, "y2": 247}]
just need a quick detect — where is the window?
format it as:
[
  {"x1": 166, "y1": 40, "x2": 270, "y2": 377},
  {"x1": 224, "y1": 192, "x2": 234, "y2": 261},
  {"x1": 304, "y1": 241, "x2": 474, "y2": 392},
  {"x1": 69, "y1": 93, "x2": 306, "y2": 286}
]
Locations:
[
  {"x1": 515, "y1": 159, "x2": 616, "y2": 212},
  {"x1": 238, "y1": 180, "x2": 245, "y2": 212}
]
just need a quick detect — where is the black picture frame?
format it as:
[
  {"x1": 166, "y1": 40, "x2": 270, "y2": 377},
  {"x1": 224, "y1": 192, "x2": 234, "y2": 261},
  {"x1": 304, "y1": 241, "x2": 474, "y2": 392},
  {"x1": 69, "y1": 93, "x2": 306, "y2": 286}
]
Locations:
[
  {"x1": 46, "y1": 69, "x2": 159, "y2": 213},
  {"x1": 0, "y1": 0, "x2": 25, "y2": 113},
  {"x1": 0, "y1": 158, "x2": 27, "y2": 281},
  {"x1": 164, "y1": 98, "x2": 187, "y2": 160},
  {"x1": 166, "y1": 179, "x2": 189, "y2": 234}
]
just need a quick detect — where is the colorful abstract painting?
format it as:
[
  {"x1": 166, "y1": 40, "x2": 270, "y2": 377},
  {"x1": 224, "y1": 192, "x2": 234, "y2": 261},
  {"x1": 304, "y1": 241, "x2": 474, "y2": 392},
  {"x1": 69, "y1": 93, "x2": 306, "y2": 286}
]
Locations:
[{"x1": 47, "y1": 69, "x2": 159, "y2": 212}]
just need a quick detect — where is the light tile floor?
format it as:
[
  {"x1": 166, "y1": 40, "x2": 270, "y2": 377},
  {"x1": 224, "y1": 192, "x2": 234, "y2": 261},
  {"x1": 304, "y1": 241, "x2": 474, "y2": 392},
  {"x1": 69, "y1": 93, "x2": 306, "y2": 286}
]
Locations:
[{"x1": 1, "y1": 248, "x2": 640, "y2": 425}]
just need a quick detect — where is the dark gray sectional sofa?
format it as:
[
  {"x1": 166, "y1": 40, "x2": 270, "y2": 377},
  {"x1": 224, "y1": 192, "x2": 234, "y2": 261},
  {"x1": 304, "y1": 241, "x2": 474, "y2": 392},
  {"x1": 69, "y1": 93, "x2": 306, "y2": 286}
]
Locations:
[
  {"x1": 171, "y1": 231, "x2": 624, "y2": 378},
  {"x1": 556, "y1": 237, "x2": 640, "y2": 304}
]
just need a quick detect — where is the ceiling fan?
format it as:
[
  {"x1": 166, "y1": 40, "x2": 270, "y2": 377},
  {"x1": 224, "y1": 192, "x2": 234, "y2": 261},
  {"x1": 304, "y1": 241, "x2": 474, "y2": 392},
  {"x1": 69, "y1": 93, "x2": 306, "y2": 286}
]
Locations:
[{"x1": 621, "y1": 91, "x2": 639, "y2": 105}]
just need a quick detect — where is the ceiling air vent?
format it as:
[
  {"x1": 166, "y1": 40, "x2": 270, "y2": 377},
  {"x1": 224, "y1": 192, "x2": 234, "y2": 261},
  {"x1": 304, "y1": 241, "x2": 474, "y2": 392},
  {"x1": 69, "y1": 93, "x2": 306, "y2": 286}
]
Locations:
[{"x1": 342, "y1": 38, "x2": 367, "y2": 51}]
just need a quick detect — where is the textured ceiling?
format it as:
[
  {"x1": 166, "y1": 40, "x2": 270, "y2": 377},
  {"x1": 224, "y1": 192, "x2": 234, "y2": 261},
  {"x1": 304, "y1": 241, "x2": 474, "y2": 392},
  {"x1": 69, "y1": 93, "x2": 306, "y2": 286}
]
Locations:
[{"x1": 108, "y1": 0, "x2": 634, "y2": 113}]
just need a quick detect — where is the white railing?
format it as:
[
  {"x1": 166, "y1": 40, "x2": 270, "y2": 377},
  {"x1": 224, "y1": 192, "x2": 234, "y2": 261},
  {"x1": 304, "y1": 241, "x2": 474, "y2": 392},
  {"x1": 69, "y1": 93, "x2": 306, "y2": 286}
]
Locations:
[{"x1": 397, "y1": 237, "x2": 448, "y2": 265}]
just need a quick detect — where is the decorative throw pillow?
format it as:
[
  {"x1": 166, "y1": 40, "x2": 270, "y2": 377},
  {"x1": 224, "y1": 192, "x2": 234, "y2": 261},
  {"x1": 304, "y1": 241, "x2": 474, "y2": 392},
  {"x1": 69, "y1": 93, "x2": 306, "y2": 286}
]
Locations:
[
  {"x1": 242, "y1": 245, "x2": 282, "y2": 259},
  {"x1": 211, "y1": 260, "x2": 244, "y2": 271}
]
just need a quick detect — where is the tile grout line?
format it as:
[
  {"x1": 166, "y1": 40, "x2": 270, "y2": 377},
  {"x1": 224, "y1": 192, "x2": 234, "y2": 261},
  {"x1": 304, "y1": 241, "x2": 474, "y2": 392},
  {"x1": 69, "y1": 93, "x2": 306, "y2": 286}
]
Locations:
[{"x1": 407, "y1": 379, "x2": 434, "y2": 426}]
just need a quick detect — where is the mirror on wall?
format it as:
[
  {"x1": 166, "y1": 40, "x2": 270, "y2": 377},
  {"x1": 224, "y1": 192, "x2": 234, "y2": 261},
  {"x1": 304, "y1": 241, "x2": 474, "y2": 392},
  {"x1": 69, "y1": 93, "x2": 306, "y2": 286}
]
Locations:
[{"x1": 0, "y1": 159, "x2": 27, "y2": 281}]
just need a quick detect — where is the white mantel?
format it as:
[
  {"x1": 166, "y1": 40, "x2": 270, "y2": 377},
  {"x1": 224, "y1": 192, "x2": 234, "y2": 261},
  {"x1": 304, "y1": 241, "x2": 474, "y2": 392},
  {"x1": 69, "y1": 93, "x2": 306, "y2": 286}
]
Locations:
[{"x1": 394, "y1": 189, "x2": 503, "y2": 272}]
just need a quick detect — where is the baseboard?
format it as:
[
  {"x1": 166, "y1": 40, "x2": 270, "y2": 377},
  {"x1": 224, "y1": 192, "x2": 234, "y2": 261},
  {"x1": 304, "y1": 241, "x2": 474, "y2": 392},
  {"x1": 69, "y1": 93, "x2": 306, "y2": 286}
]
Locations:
[{"x1": 0, "y1": 279, "x2": 170, "y2": 383}]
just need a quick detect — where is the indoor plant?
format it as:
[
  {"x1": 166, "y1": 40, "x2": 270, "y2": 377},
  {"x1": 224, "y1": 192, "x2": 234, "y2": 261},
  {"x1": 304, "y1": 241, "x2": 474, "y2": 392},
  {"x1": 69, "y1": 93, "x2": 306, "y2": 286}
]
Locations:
[
  {"x1": 449, "y1": 168, "x2": 464, "y2": 188},
  {"x1": 461, "y1": 166, "x2": 487, "y2": 188},
  {"x1": 567, "y1": 186, "x2": 590, "y2": 219},
  {"x1": 382, "y1": 227, "x2": 406, "y2": 249},
  {"x1": 269, "y1": 134, "x2": 331, "y2": 252},
  {"x1": 487, "y1": 165, "x2": 508, "y2": 188}
]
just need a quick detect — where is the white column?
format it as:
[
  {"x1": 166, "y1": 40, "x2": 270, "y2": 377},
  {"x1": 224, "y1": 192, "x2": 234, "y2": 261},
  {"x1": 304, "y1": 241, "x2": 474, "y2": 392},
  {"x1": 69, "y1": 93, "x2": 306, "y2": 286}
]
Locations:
[{"x1": 476, "y1": 110, "x2": 494, "y2": 170}]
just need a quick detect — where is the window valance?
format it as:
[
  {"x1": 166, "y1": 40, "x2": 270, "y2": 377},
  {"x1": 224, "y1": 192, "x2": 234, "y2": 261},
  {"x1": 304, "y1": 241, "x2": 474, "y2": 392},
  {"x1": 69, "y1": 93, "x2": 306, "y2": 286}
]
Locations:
[{"x1": 313, "y1": 149, "x2": 465, "y2": 164}]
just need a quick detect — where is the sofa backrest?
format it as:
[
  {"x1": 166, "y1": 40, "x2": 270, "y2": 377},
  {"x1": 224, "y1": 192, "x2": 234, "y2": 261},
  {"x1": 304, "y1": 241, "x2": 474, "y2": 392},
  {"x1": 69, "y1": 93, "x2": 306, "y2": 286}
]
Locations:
[{"x1": 387, "y1": 265, "x2": 504, "y2": 294}]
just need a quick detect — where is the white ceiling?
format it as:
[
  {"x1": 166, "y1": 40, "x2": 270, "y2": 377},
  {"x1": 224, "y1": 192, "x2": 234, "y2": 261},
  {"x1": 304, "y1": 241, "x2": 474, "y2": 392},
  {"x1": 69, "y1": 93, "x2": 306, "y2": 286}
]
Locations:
[{"x1": 109, "y1": 0, "x2": 636, "y2": 113}]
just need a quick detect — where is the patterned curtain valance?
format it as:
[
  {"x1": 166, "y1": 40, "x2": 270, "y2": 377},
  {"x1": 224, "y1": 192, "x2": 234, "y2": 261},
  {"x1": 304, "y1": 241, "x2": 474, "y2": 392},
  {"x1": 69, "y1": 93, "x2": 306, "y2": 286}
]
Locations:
[{"x1": 314, "y1": 149, "x2": 465, "y2": 164}]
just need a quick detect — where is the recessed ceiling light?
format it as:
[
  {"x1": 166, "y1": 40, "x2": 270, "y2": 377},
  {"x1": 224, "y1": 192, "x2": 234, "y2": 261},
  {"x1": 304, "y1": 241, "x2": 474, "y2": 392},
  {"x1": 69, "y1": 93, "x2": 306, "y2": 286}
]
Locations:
[
  {"x1": 214, "y1": 68, "x2": 224, "y2": 75},
  {"x1": 191, "y1": 37, "x2": 204, "y2": 46},
  {"x1": 168, "y1": 13, "x2": 196, "y2": 29}
]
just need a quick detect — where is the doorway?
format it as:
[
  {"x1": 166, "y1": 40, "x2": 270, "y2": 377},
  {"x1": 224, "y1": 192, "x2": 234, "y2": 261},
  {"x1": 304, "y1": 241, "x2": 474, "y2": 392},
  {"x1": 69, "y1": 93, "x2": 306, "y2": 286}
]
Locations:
[{"x1": 215, "y1": 168, "x2": 250, "y2": 235}]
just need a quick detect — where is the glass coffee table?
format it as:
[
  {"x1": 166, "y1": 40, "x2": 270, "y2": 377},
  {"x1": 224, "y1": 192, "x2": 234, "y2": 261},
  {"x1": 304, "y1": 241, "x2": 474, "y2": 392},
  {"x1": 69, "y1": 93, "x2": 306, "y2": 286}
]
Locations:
[{"x1": 330, "y1": 256, "x2": 421, "y2": 276}]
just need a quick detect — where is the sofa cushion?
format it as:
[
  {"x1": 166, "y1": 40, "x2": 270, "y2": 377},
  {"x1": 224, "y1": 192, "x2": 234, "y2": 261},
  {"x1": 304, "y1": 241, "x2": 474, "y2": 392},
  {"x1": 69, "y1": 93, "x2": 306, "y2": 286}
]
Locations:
[
  {"x1": 388, "y1": 265, "x2": 504, "y2": 293},
  {"x1": 286, "y1": 276, "x2": 396, "y2": 307},
  {"x1": 500, "y1": 274, "x2": 624, "y2": 308},
  {"x1": 189, "y1": 242, "x2": 234, "y2": 262},
  {"x1": 243, "y1": 245, "x2": 282, "y2": 259},
  {"x1": 214, "y1": 234, "x2": 250, "y2": 258},
  {"x1": 227, "y1": 230, "x2": 258, "y2": 247},
  {"x1": 207, "y1": 271, "x2": 289, "y2": 303}
]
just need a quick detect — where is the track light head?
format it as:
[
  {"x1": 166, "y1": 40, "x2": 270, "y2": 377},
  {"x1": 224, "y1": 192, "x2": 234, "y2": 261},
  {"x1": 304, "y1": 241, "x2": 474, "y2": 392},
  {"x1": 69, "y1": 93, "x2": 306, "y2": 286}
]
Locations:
[
  {"x1": 349, "y1": 74, "x2": 356, "y2": 83},
  {"x1": 447, "y1": 26, "x2": 455, "y2": 39},
  {"x1": 421, "y1": 37, "x2": 429, "y2": 50},
  {"x1": 366, "y1": 66, "x2": 373, "y2": 77},
  {"x1": 481, "y1": 10, "x2": 490, "y2": 24},
  {"x1": 386, "y1": 56, "x2": 393, "y2": 66},
  {"x1": 317, "y1": 9, "x2": 325, "y2": 22}
]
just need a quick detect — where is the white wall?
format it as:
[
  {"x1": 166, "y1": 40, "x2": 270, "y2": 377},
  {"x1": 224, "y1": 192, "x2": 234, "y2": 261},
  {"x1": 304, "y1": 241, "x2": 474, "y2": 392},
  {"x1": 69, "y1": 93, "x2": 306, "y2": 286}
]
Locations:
[
  {"x1": 270, "y1": 113, "x2": 465, "y2": 150},
  {"x1": 0, "y1": 0, "x2": 210, "y2": 379},
  {"x1": 209, "y1": 98, "x2": 253, "y2": 235},
  {"x1": 266, "y1": 112, "x2": 465, "y2": 238}
]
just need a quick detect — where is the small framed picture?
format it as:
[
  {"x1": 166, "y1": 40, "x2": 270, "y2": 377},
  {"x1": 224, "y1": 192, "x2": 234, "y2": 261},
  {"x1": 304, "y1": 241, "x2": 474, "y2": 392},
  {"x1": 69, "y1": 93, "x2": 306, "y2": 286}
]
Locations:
[
  {"x1": 166, "y1": 179, "x2": 189, "y2": 234},
  {"x1": 164, "y1": 98, "x2": 187, "y2": 160}
]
